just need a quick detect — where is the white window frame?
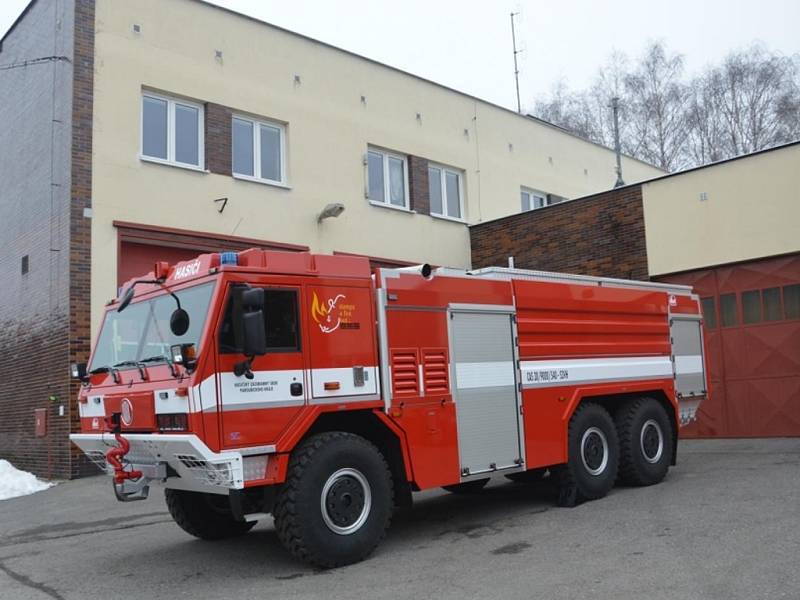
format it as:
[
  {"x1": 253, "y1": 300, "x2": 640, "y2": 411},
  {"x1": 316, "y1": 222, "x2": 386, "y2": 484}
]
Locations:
[
  {"x1": 521, "y1": 187, "x2": 548, "y2": 212},
  {"x1": 231, "y1": 114, "x2": 288, "y2": 187},
  {"x1": 428, "y1": 163, "x2": 465, "y2": 222},
  {"x1": 140, "y1": 91, "x2": 205, "y2": 171},
  {"x1": 366, "y1": 146, "x2": 410, "y2": 211}
]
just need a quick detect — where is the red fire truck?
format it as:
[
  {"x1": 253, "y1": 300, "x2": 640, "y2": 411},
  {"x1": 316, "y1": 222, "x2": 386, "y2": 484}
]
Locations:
[{"x1": 70, "y1": 249, "x2": 707, "y2": 567}]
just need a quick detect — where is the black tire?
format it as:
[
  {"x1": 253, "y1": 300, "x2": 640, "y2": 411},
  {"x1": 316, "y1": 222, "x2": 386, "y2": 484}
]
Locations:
[
  {"x1": 505, "y1": 468, "x2": 549, "y2": 484},
  {"x1": 556, "y1": 403, "x2": 619, "y2": 507},
  {"x1": 165, "y1": 489, "x2": 256, "y2": 540},
  {"x1": 442, "y1": 478, "x2": 490, "y2": 494},
  {"x1": 615, "y1": 397, "x2": 674, "y2": 486},
  {"x1": 273, "y1": 432, "x2": 393, "y2": 568}
]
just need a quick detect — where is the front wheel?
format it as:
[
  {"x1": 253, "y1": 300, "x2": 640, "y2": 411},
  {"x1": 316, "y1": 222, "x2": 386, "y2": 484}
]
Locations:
[
  {"x1": 273, "y1": 432, "x2": 393, "y2": 568},
  {"x1": 165, "y1": 489, "x2": 256, "y2": 540},
  {"x1": 615, "y1": 397, "x2": 674, "y2": 486},
  {"x1": 556, "y1": 403, "x2": 619, "y2": 507}
]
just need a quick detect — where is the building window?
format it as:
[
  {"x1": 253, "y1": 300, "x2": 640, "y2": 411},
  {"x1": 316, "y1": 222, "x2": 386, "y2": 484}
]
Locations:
[
  {"x1": 367, "y1": 148, "x2": 408, "y2": 209},
  {"x1": 428, "y1": 164, "x2": 464, "y2": 220},
  {"x1": 741, "y1": 290, "x2": 762, "y2": 324},
  {"x1": 783, "y1": 284, "x2": 800, "y2": 320},
  {"x1": 141, "y1": 92, "x2": 204, "y2": 168},
  {"x1": 719, "y1": 293, "x2": 737, "y2": 328},
  {"x1": 762, "y1": 287, "x2": 782, "y2": 322},
  {"x1": 21, "y1": 255, "x2": 29, "y2": 275},
  {"x1": 700, "y1": 297, "x2": 717, "y2": 329},
  {"x1": 521, "y1": 188, "x2": 547, "y2": 211},
  {"x1": 232, "y1": 116, "x2": 285, "y2": 184}
]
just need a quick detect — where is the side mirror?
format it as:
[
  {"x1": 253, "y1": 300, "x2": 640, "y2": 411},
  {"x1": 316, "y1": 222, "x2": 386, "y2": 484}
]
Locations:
[
  {"x1": 170, "y1": 308, "x2": 190, "y2": 336},
  {"x1": 117, "y1": 286, "x2": 135, "y2": 312},
  {"x1": 242, "y1": 311, "x2": 267, "y2": 356},
  {"x1": 241, "y1": 288, "x2": 264, "y2": 310}
]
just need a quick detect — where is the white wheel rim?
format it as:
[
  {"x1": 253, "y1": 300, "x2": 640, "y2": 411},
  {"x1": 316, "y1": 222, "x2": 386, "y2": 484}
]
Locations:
[
  {"x1": 640, "y1": 419, "x2": 664, "y2": 464},
  {"x1": 581, "y1": 426, "x2": 609, "y2": 476},
  {"x1": 320, "y1": 468, "x2": 372, "y2": 535}
]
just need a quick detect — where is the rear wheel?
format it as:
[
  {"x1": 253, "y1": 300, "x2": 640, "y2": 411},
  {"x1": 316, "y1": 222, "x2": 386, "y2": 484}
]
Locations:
[
  {"x1": 556, "y1": 403, "x2": 619, "y2": 507},
  {"x1": 615, "y1": 397, "x2": 674, "y2": 486},
  {"x1": 442, "y1": 478, "x2": 490, "y2": 494},
  {"x1": 273, "y1": 432, "x2": 393, "y2": 568},
  {"x1": 165, "y1": 489, "x2": 256, "y2": 540}
]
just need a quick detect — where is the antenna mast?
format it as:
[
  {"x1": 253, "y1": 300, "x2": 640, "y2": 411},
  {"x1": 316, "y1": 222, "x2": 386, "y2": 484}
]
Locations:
[
  {"x1": 510, "y1": 12, "x2": 522, "y2": 113},
  {"x1": 611, "y1": 96, "x2": 625, "y2": 188}
]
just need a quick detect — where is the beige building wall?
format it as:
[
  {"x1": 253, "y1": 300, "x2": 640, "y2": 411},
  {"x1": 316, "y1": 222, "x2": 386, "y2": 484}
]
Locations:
[
  {"x1": 642, "y1": 143, "x2": 800, "y2": 277},
  {"x1": 90, "y1": 0, "x2": 662, "y2": 334}
]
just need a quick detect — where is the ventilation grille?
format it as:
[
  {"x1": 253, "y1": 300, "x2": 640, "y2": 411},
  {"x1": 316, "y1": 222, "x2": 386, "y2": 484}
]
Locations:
[
  {"x1": 391, "y1": 348, "x2": 419, "y2": 397},
  {"x1": 85, "y1": 450, "x2": 108, "y2": 472},
  {"x1": 175, "y1": 454, "x2": 235, "y2": 487},
  {"x1": 423, "y1": 348, "x2": 449, "y2": 394}
]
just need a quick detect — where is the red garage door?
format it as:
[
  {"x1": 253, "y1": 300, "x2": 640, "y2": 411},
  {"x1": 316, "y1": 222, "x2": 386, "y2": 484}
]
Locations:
[
  {"x1": 115, "y1": 221, "x2": 309, "y2": 288},
  {"x1": 119, "y1": 243, "x2": 204, "y2": 287},
  {"x1": 657, "y1": 253, "x2": 800, "y2": 438}
]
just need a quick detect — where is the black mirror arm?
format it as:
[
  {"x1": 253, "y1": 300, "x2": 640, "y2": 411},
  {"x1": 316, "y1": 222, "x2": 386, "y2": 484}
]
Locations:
[
  {"x1": 118, "y1": 278, "x2": 181, "y2": 312},
  {"x1": 161, "y1": 286, "x2": 181, "y2": 311}
]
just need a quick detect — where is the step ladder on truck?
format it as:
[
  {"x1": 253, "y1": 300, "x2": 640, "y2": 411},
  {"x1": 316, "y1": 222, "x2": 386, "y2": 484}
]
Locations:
[{"x1": 70, "y1": 249, "x2": 708, "y2": 567}]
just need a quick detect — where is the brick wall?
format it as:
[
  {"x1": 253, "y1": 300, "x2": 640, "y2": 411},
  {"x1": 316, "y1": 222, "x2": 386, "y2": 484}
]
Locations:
[
  {"x1": 408, "y1": 155, "x2": 430, "y2": 215},
  {"x1": 0, "y1": 0, "x2": 76, "y2": 478},
  {"x1": 206, "y1": 102, "x2": 232, "y2": 176},
  {"x1": 68, "y1": 0, "x2": 96, "y2": 477},
  {"x1": 470, "y1": 185, "x2": 649, "y2": 281}
]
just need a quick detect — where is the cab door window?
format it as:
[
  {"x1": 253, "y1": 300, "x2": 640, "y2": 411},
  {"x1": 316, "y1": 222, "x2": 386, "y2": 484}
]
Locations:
[{"x1": 219, "y1": 287, "x2": 300, "y2": 353}]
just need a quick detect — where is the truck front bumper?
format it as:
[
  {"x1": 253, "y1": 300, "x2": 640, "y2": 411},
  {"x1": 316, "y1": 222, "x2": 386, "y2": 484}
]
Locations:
[{"x1": 70, "y1": 433, "x2": 271, "y2": 494}]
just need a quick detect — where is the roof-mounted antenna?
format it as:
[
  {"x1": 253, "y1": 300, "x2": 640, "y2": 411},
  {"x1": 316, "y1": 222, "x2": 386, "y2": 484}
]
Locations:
[
  {"x1": 611, "y1": 97, "x2": 625, "y2": 188},
  {"x1": 510, "y1": 12, "x2": 523, "y2": 114}
]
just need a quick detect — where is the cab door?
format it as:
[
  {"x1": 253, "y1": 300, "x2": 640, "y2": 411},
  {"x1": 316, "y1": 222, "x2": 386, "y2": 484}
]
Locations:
[{"x1": 216, "y1": 284, "x2": 308, "y2": 448}]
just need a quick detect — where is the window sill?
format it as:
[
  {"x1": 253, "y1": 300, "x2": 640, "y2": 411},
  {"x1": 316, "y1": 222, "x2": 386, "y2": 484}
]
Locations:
[
  {"x1": 139, "y1": 155, "x2": 208, "y2": 174},
  {"x1": 368, "y1": 200, "x2": 415, "y2": 214},
  {"x1": 430, "y1": 213, "x2": 467, "y2": 224},
  {"x1": 232, "y1": 173, "x2": 291, "y2": 190}
]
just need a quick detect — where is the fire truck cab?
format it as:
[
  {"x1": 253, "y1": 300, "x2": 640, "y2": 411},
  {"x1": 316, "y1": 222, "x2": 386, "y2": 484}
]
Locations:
[{"x1": 70, "y1": 249, "x2": 707, "y2": 567}]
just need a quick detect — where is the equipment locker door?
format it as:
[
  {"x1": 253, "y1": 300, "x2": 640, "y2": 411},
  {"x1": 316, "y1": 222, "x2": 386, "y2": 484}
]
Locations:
[
  {"x1": 670, "y1": 314, "x2": 707, "y2": 425},
  {"x1": 449, "y1": 308, "x2": 522, "y2": 476}
]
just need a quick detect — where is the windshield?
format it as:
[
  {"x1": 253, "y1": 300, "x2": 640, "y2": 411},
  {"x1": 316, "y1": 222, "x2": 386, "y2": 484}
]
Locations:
[{"x1": 90, "y1": 282, "x2": 215, "y2": 370}]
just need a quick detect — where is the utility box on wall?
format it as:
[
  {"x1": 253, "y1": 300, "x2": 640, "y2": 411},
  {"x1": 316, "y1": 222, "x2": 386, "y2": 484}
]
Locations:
[{"x1": 34, "y1": 408, "x2": 47, "y2": 437}]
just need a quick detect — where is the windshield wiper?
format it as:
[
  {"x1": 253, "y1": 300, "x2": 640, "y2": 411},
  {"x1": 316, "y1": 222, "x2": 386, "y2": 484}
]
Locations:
[
  {"x1": 140, "y1": 355, "x2": 178, "y2": 378},
  {"x1": 113, "y1": 360, "x2": 148, "y2": 381},
  {"x1": 140, "y1": 354, "x2": 170, "y2": 364},
  {"x1": 89, "y1": 365, "x2": 121, "y2": 384}
]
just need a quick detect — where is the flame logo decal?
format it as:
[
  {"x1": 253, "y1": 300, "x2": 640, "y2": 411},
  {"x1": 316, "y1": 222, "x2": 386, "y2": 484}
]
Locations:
[{"x1": 311, "y1": 292, "x2": 347, "y2": 333}]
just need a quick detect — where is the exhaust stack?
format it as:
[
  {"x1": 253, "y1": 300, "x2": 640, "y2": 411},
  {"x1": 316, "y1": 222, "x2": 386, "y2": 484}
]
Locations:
[{"x1": 395, "y1": 264, "x2": 433, "y2": 279}]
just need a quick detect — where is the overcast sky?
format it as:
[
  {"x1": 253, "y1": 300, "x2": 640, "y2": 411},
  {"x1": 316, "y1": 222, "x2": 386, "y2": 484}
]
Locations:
[{"x1": 2, "y1": 0, "x2": 798, "y2": 111}]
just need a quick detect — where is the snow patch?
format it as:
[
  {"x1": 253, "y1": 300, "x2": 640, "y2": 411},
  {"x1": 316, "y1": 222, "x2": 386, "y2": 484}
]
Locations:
[{"x1": 0, "y1": 459, "x2": 55, "y2": 501}]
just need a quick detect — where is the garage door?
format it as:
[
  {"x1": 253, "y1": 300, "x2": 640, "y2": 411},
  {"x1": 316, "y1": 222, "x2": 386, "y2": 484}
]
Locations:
[
  {"x1": 114, "y1": 222, "x2": 310, "y2": 290},
  {"x1": 118, "y1": 242, "x2": 203, "y2": 287}
]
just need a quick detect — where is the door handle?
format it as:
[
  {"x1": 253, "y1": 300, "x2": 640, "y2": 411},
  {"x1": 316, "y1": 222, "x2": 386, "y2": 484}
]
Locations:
[{"x1": 290, "y1": 382, "x2": 303, "y2": 397}]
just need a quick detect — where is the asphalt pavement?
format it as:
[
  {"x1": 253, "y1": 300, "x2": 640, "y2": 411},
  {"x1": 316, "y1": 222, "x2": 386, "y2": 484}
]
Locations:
[{"x1": 1, "y1": 438, "x2": 798, "y2": 600}]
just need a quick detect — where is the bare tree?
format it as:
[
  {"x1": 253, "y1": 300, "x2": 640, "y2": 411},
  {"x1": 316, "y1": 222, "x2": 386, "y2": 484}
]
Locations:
[
  {"x1": 530, "y1": 41, "x2": 800, "y2": 172},
  {"x1": 622, "y1": 42, "x2": 690, "y2": 171},
  {"x1": 685, "y1": 73, "x2": 728, "y2": 165},
  {"x1": 709, "y1": 45, "x2": 800, "y2": 155}
]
